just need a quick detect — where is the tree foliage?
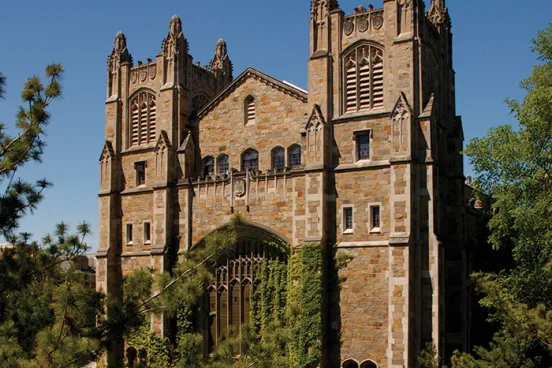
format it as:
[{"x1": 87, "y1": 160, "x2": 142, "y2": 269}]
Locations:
[
  {"x1": 452, "y1": 23, "x2": 552, "y2": 367},
  {"x1": 0, "y1": 65, "x2": 63, "y2": 236}
]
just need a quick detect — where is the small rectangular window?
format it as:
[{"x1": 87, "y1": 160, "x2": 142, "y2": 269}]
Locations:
[
  {"x1": 357, "y1": 133, "x2": 370, "y2": 160},
  {"x1": 126, "y1": 224, "x2": 133, "y2": 244},
  {"x1": 371, "y1": 206, "x2": 381, "y2": 231},
  {"x1": 135, "y1": 162, "x2": 146, "y2": 186},
  {"x1": 144, "y1": 222, "x2": 151, "y2": 243},
  {"x1": 344, "y1": 208, "x2": 353, "y2": 232}
]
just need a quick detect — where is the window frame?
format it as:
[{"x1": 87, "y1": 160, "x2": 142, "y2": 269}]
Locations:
[
  {"x1": 342, "y1": 206, "x2": 354, "y2": 234},
  {"x1": 128, "y1": 90, "x2": 157, "y2": 148},
  {"x1": 241, "y1": 149, "x2": 259, "y2": 171},
  {"x1": 353, "y1": 129, "x2": 372, "y2": 162},
  {"x1": 144, "y1": 222, "x2": 151, "y2": 244},
  {"x1": 341, "y1": 42, "x2": 384, "y2": 114},
  {"x1": 368, "y1": 203, "x2": 382, "y2": 233},
  {"x1": 126, "y1": 223, "x2": 133, "y2": 245},
  {"x1": 217, "y1": 154, "x2": 229, "y2": 175},
  {"x1": 244, "y1": 95, "x2": 256, "y2": 125},
  {"x1": 288, "y1": 144, "x2": 302, "y2": 168},
  {"x1": 203, "y1": 156, "x2": 215, "y2": 177},
  {"x1": 135, "y1": 161, "x2": 146, "y2": 186},
  {"x1": 271, "y1": 146, "x2": 285, "y2": 172}
]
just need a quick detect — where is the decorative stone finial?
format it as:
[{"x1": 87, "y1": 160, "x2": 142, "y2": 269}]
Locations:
[
  {"x1": 427, "y1": 0, "x2": 449, "y2": 28},
  {"x1": 311, "y1": 0, "x2": 339, "y2": 15},
  {"x1": 210, "y1": 38, "x2": 233, "y2": 90},
  {"x1": 354, "y1": 5, "x2": 367, "y2": 13},
  {"x1": 169, "y1": 14, "x2": 182, "y2": 36},
  {"x1": 114, "y1": 31, "x2": 127, "y2": 54}
]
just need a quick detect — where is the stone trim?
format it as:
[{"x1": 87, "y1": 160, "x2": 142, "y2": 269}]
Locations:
[
  {"x1": 121, "y1": 187, "x2": 154, "y2": 196},
  {"x1": 338, "y1": 240, "x2": 389, "y2": 248},
  {"x1": 334, "y1": 160, "x2": 390, "y2": 172}
]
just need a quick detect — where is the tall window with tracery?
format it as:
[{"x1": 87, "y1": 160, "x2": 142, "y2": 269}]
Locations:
[
  {"x1": 343, "y1": 43, "x2": 384, "y2": 113},
  {"x1": 207, "y1": 238, "x2": 285, "y2": 350},
  {"x1": 130, "y1": 91, "x2": 157, "y2": 147}
]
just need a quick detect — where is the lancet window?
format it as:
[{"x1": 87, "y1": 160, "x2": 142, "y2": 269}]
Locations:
[
  {"x1": 343, "y1": 43, "x2": 384, "y2": 113},
  {"x1": 129, "y1": 91, "x2": 157, "y2": 147}
]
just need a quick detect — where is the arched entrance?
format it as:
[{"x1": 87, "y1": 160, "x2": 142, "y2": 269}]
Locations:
[{"x1": 195, "y1": 222, "x2": 289, "y2": 351}]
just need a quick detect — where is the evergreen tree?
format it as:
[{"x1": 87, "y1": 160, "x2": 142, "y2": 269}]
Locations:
[{"x1": 0, "y1": 65, "x2": 62, "y2": 236}]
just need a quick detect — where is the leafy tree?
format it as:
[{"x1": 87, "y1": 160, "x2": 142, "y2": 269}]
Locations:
[{"x1": 451, "y1": 24, "x2": 552, "y2": 367}]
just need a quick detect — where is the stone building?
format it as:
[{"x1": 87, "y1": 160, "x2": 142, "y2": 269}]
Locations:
[{"x1": 97, "y1": 0, "x2": 475, "y2": 366}]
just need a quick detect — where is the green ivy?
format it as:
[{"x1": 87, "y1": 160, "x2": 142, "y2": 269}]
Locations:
[{"x1": 125, "y1": 324, "x2": 173, "y2": 368}]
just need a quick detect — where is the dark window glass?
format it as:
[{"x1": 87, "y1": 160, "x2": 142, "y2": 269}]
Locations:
[
  {"x1": 144, "y1": 222, "x2": 151, "y2": 242},
  {"x1": 289, "y1": 145, "x2": 301, "y2": 167},
  {"x1": 242, "y1": 150, "x2": 259, "y2": 171},
  {"x1": 135, "y1": 162, "x2": 146, "y2": 186},
  {"x1": 217, "y1": 155, "x2": 229, "y2": 175},
  {"x1": 203, "y1": 157, "x2": 214, "y2": 176},
  {"x1": 344, "y1": 208, "x2": 353, "y2": 231},
  {"x1": 372, "y1": 206, "x2": 380, "y2": 229},
  {"x1": 357, "y1": 133, "x2": 370, "y2": 160},
  {"x1": 126, "y1": 224, "x2": 133, "y2": 243},
  {"x1": 343, "y1": 360, "x2": 360, "y2": 368},
  {"x1": 272, "y1": 147, "x2": 285, "y2": 171}
]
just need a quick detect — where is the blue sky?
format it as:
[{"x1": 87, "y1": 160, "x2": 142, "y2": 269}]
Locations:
[{"x1": 0, "y1": 0, "x2": 550, "y2": 250}]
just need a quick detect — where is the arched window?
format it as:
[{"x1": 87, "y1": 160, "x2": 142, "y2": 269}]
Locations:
[
  {"x1": 360, "y1": 360, "x2": 378, "y2": 368},
  {"x1": 203, "y1": 156, "x2": 214, "y2": 177},
  {"x1": 272, "y1": 147, "x2": 285, "y2": 171},
  {"x1": 217, "y1": 154, "x2": 229, "y2": 175},
  {"x1": 244, "y1": 96, "x2": 256, "y2": 124},
  {"x1": 343, "y1": 359, "x2": 360, "y2": 368},
  {"x1": 242, "y1": 149, "x2": 259, "y2": 171},
  {"x1": 288, "y1": 144, "x2": 302, "y2": 168},
  {"x1": 205, "y1": 230, "x2": 287, "y2": 351},
  {"x1": 343, "y1": 43, "x2": 384, "y2": 113},
  {"x1": 129, "y1": 91, "x2": 156, "y2": 147}
]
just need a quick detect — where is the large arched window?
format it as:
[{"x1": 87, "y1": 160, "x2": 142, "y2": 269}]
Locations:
[
  {"x1": 343, "y1": 359, "x2": 360, "y2": 368},
  {"x1": 288, "y1": 144, "x2": 302, "y2": 168},
  {"x1": 241, "y1": 149, "x2": 259, "y2": 171},
  {"x1": 203, "y1": 156, "x2": 214, "y2": 177},
  {"x1": 217, "y1": 154, "x2": 229, "y2": 175},
  {"x1": 343, "y1": 43, "x2": 384, "y2": 113},
  {"x1": 205, "y1": 228, "x2": 287, "y2": 351},
  {"x1": 271, "y1": 147, "x2": 285, "y2": 171},
  {"x1": 130, "y1": 91, "x2": 156, "y2": 147}
]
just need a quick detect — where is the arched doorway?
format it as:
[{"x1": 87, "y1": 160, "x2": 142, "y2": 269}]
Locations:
[{"x1": 196, "y1": 223, "x2": 289, "y2": 351}]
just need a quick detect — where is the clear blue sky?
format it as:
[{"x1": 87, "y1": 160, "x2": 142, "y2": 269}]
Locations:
[{"x1": 0, "y1": 0, "x2": 550, "y2": 251}]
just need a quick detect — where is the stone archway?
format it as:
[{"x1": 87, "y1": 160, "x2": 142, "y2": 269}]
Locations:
[{"x1": 194, "y1": 223, "x2": 289, "y2": 352}]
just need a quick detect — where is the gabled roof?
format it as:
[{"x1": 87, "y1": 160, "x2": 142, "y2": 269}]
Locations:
[
  {"x1": 420, "y1": 94, "x2": 435, "y2": 119},
  {"x1": 197, "y1": 67, "x2": 308, "y2": 120},
  {"x1": 301, "y1": 104, "x2": 327, "y2": 133},
  {"x1": 154, "y1": 130, "x2": 173, "y2": 151},
  {"x1": 99, "y1": 141, "x2": 116, "y2": 161},
  {"x1": 391, "y1": 92, "x2": 414, "y2": 116}
]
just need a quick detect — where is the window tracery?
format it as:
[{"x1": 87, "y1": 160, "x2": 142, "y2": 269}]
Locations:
[
  {"x1": 343, "y1": 43, "x2": 384, "y2": 113},
  {"x1": 130, "y1": 91, "x2": 156, "y2": 147}
]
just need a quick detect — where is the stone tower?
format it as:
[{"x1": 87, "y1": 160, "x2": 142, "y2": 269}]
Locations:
[{"x1": 97, "y1": 1, "x2": 472, "y2": 366}]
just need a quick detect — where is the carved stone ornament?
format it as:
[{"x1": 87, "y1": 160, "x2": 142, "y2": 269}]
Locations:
[
  {"x1": 372, "y1": 13, "x2": 383, "y2": 29},
  {"x1": 235, "y1": 179, "x2": 246, "y2": 198},
  {"x1": 140, "y1": 68, "x2": 147, "y2": 82},
  {"x1": 149, "y1": 64, "x2": 157, "y2": 79},
  {"x1": 130, "y1": 70, "x2": 138, "y2": 84},
  {"x1": 357, "y1": 16, "x2": 369, "y2": 33},
  {"x1": 344, "y1": 20, "x2": 354, "y2": 36}
]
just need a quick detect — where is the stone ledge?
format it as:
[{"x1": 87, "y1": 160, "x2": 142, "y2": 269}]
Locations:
[
  {"x1": 334, "y1": 160, "x2": 390, "y2": 172},
  {"x1": 338, "y1": 241, "x2": 389, "y2": 248}
]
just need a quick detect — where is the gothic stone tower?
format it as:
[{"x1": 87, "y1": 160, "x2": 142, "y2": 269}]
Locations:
[{"x1": 97, "y1": 1, "x2": 470, "y2": 366}]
